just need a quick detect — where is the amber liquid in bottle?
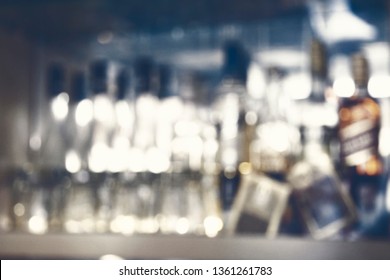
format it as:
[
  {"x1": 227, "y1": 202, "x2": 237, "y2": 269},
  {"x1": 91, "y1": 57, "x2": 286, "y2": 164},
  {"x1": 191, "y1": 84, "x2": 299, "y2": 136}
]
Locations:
[{"x1": 338, "y1": 54, "x2": 387, "y2": 238}]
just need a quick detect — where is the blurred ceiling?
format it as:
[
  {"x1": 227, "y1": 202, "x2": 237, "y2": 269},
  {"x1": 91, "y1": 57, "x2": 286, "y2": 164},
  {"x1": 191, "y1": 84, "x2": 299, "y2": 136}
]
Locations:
[
  {"x1": 0, "y1": 0, "x2": 387, "y2": 45},
  {"x1": 0, "y1": 0, "x2": 314, "y2": 41}
]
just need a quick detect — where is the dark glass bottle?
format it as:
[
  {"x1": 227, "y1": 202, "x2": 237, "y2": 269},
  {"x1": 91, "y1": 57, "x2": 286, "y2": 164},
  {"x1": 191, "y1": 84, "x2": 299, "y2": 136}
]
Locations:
[{"x1": 338, "y1": 53, "x2": 388, "y2": 239}]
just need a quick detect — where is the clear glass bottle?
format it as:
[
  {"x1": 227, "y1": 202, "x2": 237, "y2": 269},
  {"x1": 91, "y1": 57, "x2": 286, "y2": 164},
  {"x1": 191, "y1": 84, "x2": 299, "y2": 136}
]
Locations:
[
  {"x1": 227, "y1": 65, "x2": 301, "y2": 237},
  {"x1": 109, "y1": 67, "x2": 138, "y2": 235},
  {"x1": 157, "y1": 67, "x2": 205, "y2": 235},
  {"x1": 63, "y1": 70, "x2": 95, "y2": 234},
  {"x1": 131, "y1": 57, "x2": 160, "y2": 234},
  {"x1": 288, "y1": 126, "x2": 356, "y2": 239},
  {"x1": 90, "y1": 60, "x2": 120, "y2": 233},
  {"x1": 213, "y1": 40, "x2": 250, "y2": 221},
  {"x1": 14, "y1": 63, "x2": 71, "y2": 234},
  {"x1": 181, "y1": 71, "x2": 223, "y2": 238},
  {"x1": 251, "y1": 67, "x2": 301, "y2": 180}
]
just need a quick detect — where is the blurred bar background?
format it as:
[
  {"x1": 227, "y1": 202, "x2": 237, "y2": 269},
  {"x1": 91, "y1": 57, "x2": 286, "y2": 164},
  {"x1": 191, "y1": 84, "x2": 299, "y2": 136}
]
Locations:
[{"x1": 1, "y1": 0, "x2": 390, "y2": 259}]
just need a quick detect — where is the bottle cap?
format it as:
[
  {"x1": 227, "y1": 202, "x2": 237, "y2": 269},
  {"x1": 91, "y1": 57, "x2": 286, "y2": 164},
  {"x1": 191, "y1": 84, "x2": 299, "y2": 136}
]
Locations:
[
  {"x1": 70, "y1": 71, "x2": 88, "y2": 103},
  {"x1": 158, "y1": 64, "x2": 178, "y2": 99},
  {"x1": 89, "y1": 59, "x2": 109, "y2": 94},
  {"x1": 133, "y1": 56, "x2": 157, "y2": 95},
  {"x1": 222, "y1": 40, "x2": 250, "y2": 83},
  {"x1": 116, "y1": 69, "x2": 130, "y2": 100},
  {"x1": 47, "y1": 63, "x2": 66, "y2": 98}
]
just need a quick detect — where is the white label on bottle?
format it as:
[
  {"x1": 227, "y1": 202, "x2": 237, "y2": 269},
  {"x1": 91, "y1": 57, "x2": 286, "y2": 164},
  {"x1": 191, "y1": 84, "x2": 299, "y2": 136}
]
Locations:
[{"x1": 340, "y1": 119, "x2": 377, "y2": 166}]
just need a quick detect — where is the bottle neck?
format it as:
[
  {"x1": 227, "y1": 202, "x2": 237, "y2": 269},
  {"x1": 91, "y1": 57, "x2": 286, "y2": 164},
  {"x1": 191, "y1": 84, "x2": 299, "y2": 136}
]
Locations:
[
  {"x1": 310, "y1": 74, "x2": 326, "y2": 103},
  {"x1": 302, "y1": 126, "x2": 326, "y2": 161},
  {"x1": 353, "y1": 83, "x2": 369, "y2": 98},
  {"x1": 264, "y1": 75, "x2": 286, "y2": 122}
]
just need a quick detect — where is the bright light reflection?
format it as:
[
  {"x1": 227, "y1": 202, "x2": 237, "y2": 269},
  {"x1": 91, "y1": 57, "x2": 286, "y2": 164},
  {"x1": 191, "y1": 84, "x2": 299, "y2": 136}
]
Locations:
[
  {"x1": 258, "y1": 122, "x2": 294, "y2": 153},
  {"x1": 137, "y1": 218, "x2": 159, "y2": 234},
  {"x1": 64, "y1": 220, "x2": 80, "y2": 233},
  {"x1": 283, "y1": 72, "x2": 311, "y2": 100},
  {"x1": 146, "y1": 147, "x2": 170, "y2": 174},
  {"x1": 221, "y1": 147, "x2": 238, "y2": 168},
  {"x1": 110, "y1": 215, "x2": 136, "y2": 235},
  {"x1": 115, "y1": 101, "x2": 132, "y2": 128},
  {"x1": 29, "y1": 135, "x2": 42, "y2": 151},
  {"x1": 333, "y1": 77, "x2": 355, "y2": 97},
  {"x1": 136, "y1": 95, "x2": 159, "y2": 117},
  {"x1": 28, "y1": 215, "x2": 48, "y2": 234},
  {"x1": 159, "y1": 97, "x2": 183, "y2": 121},
  {"x1": 368, "y1": 75, "x2": 390, "y2": 98},
  {"x1": 94, "y1": 95, "x2": 115, "y2": 124},
  {"x1": 203, "y1": 215, "x2": 223, "y2": 238},
  {"x1": 100, "y1": 254, "x2": 124, "y2": 260},
  {"x1": 51, "y1": 92, "x2": 69, "y2": 121},
  {"x1": 81, "y1": 218, "x2": 95, "y2": 233},
  {"x1": 109, "y1": 136, "x2": 130, "y2": 172},
  {"x1": 189, "y1": 136, "x2": 203, "y2": 171},
  {"x1": 76, "y1": 99, "x2": 94, "y2": 127},
  {"x1": 176, "y1": 217, "x2": 190, "y2": 235},
  {"x1": 128, "y1": 148, "x2": 146, "y2": 172},
  {"x1": 247, "y1": 63, "x2": 266, "y2": 99},
  {"x1": 13, "y1": 203, "x2": 25, "y2": 217},
  {"x1": 65, "y1": 150, "x2": 82, "y2": 173},
  {"x1": 175, "y1": 121, "x2": 200, "y2": 137},
  {"x1": 89, "y1": 143, "x2": 110, "y2": 172},
  {"x1": 379, "y1": 128, "x2": 390, "y2": 157}
]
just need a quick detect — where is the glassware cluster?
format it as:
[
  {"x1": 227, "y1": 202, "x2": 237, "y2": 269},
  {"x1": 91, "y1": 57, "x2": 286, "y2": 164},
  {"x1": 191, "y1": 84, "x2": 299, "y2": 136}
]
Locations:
[{"x1": 1, "y1": 19, "x2": 390, "y2": 241}]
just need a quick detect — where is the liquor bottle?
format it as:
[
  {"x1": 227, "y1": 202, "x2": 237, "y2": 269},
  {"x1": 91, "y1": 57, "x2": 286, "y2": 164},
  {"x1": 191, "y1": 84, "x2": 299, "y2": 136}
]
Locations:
[
  {"x1": 157, "y1": 67, "x2": 205, "y2": 235},
  {"x1": 131, "y1": 57, "x2": 160, "y2": 234},
  {"x1": 284, "y1": 39, "x2": 356, "y2": 239},
  {"x1": 156, "y1": 64, "x2": 181, "y2": 174},
  {"x1": 23, "y1": 63, "x2": 71, "y2": 234},
  {"x1": 338, "y1": 53, "x2": 388, "y2": 238},
  {"x1": 130, "y1": 57, "x2": 159, "y2": 173},
  {"x1": 250, "y1": 67, "x2": 301, "y2": 181},
  {"x1": 227, "y1": 67, "x2": 298, "y2": 237},
  {"x1": 196, "y1": 73, "x2": 224, "y2": 237},
  {"x1": 88, "y1": 60, "x2": 116, "y2": 174},
  {"x1": 63, "y1": 71, "x2": 95, "y2": 233},
  {"x1": 109, "y1": 68, "x2": 138, "y2": 234},
  {"x1": 110, "y1": 171, "x2": 139, "y2": 235},
  {"x1": 65, "y1": 71, "x2": 93, "y2": 174},
  {"x1": 156, "y1": 65, "x2": 184, "y2": 235},
  {"x1": 110, "y1": 68, "x2": 135, "y2": 173},
  {"x1": 287, "y1": 126, "x2": 356, "y2": 239},
  {"x1": 88, "y1": 60, "x2": 117, "y2": 233},
  {"x1": 213, "y1": 40, "x2": 250, "y2": 218}
]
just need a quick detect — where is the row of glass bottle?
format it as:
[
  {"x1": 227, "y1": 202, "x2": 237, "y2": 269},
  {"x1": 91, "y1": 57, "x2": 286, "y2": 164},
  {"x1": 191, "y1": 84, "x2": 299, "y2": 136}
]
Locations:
[{"x1": 0, "y1": 39, "x2": 389, "y2": 240}]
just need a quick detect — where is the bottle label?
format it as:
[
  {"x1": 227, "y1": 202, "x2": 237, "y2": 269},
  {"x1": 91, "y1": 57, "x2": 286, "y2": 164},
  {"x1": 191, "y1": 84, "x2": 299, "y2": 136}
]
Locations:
[
  {"x1": 256, "y1": 151, "x2": 288, "y2": 174},
  {"x1": 340, "y1": 119, "x2": 378, "y2": 166},
  {"x1": 296, "y1": 173, "x2": 353, "y2": 235},
  {"x1": 227, "y1": 174, "x2": 290, "y2": 237}
]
